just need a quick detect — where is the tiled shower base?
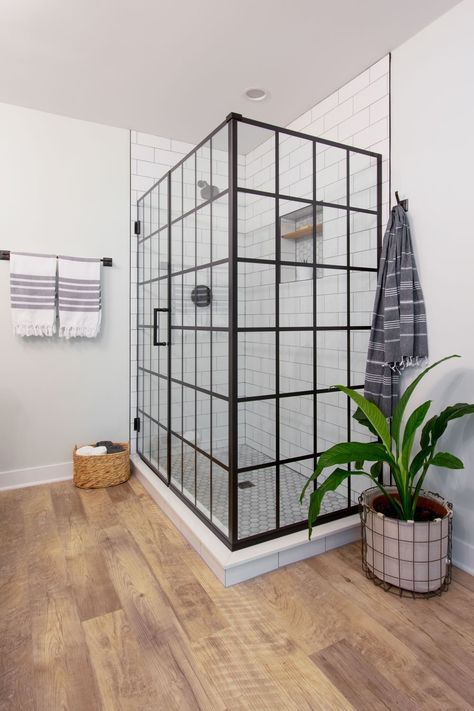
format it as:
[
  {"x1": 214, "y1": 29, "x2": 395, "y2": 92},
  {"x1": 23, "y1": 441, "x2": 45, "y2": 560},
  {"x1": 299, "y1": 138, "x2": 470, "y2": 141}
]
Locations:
[
  {"x1": 132, "y1": 451, "x2": 360, "y2": 586},
  {"x1": 170, "y1": 443, "x2": 347, "y2": 540}
]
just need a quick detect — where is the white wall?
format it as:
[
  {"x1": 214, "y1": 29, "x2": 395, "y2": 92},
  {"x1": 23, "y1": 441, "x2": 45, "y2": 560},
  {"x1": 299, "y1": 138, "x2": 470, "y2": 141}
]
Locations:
[
  {"x1": 391, "y1": 0, "x2": 474, "y2": 572},
  {"x1": 0, "y1": 103, "x2": 130, "y2": 486}
]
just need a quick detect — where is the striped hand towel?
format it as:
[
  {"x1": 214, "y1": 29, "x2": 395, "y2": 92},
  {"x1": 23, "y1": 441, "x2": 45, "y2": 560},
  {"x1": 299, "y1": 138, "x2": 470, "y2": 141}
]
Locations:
[
  {"x1": 10, "y1": 252, "x2": 57, "y2": 336},
  {"x1": 364, "y1": 204, "x2": 428, "y2": 416},
  {"x1": 58, "y1": 256, "x2": 101, "y2": 338}
]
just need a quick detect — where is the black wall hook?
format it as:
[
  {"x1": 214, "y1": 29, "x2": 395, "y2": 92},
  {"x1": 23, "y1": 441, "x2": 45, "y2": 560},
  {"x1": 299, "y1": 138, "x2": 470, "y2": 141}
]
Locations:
[{"x1": 395, "y1": 191, "x2": 409, "y2": 212}]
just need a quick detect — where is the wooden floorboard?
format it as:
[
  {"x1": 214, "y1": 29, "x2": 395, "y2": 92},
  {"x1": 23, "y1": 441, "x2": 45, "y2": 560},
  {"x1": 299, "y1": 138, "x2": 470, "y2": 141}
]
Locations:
[
  {"x1": 0, "y1": 490, "x2": 35, "y2": 711},
  {"x1": 51, "y1": 483, "x2": 122, "y2": 622},
  {"x1": 312, "y1": 637, "x2": 418, "y2": 711},
  {"x1": 1, "y1": 476, "x2": 474, "y2": 710},
  {"x1": 83, "y1": 608, "x2": 162, "y2": 711}
]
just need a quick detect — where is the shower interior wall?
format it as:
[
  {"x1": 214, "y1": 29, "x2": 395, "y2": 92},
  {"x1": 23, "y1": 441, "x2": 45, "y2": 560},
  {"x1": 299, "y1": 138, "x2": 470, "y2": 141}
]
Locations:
[{"x1": 236, "y1": 123, "x2": 378, "y2": 516}]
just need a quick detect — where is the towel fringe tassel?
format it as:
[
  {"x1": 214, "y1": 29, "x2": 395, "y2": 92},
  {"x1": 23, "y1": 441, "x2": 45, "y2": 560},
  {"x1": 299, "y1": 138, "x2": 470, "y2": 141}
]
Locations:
[
  {"x1": 385, "y1": 355, "x2": 429, "y2": 374},
  {"x1": 58, "y1": 325, "x2": 101, "y2": 339},
  {"x1": 13, "y1": 324, "x2": 56, "y2": 337}
]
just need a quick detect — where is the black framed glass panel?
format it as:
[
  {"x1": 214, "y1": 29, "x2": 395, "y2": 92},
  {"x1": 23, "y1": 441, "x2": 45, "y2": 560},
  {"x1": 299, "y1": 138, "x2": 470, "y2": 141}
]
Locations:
[{"x1": 136, "y1": 113, "x2": 382, "y2": 550}]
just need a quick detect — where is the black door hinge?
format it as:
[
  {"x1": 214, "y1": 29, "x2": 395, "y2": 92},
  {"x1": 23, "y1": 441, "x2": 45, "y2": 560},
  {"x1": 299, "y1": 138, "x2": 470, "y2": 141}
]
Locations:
[
  {"x1": 133, "y1": 416, "x2": 140, "y2": 432},
  {"x1": 134, "y1": 220, "x2": 141, "y2": 235}
]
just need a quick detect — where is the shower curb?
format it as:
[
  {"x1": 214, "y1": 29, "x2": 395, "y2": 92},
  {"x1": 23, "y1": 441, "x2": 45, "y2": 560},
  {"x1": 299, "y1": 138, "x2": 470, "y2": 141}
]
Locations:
[{"x1": 132, "y1": 455, "x2": 360, "y2": 586}]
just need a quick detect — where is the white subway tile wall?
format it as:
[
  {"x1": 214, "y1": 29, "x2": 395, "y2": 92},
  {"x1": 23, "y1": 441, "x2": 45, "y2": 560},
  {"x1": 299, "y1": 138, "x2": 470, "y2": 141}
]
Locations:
[{"x1": 131, "y1": 56, "x2": 389, "y2": 514}]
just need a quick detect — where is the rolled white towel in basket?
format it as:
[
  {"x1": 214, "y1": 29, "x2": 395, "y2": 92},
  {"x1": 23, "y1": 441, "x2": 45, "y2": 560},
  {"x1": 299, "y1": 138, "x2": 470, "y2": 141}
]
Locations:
[
  {"x1": 58, "y1": 256, "x2": 102, "y2": 338},
  {"x1": 10, "y1": 252, "x2": 57, "y2": 336},
  {"x1": 76, "y1": 446, "x2": 107, "y2": 456}
]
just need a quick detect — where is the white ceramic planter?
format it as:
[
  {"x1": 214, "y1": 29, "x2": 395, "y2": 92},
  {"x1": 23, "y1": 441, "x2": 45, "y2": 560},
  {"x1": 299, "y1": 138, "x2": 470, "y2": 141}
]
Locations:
[{"x1": 360, "y1": 486, "x2": 452, "y2": 594}]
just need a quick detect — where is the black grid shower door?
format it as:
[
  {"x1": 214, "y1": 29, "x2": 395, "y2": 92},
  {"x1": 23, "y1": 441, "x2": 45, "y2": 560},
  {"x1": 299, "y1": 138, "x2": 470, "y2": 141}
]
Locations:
[
  {"x1": 136, "y1": 176, "x2": 170, "y2": 484},
  {"x1": 136, "y1": 113, "x2": 382, "y2": 551},
  {"x1": 136, "y1": 121, "x2": 232, "y2": 546}
]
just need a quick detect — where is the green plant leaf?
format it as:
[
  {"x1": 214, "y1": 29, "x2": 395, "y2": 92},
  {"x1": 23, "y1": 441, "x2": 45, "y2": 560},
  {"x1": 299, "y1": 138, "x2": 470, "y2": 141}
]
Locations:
[
  {"x1": 370, "y1": 461, "x2": 383, "y2": 479},
  {"x1": 420, "y1": 415, "x2": 437, "y2": 449},
  {"x1": 391, "y1": 355, "x2": 460, "y2": 452},
  {"x1": 334, "y1": 385, "x2": 392, "y2": 451},
  {"x1": 368, "y1": 461, "x2": 404, "y2": 513},
  {"x1": 300, "y1": 441, "x2": 393, "y2": 502},
  {"x1": 355, "y1": 460, "x2": 364, "y2": 469},
  {"x1": 353, "y1": 406, "x2": 378, "y2": 438},
  {"x1": 431, "y1": 452, "x2": 464, "y2": 469},
  {"x1": 306, "y1": 468, "x2": 367, "y2": 537},
  {"x1": 401, "y1": 400, "x2": 431, "y2": 469},
  {"x1": 431, "y1": 403, "x2": 474, "y2": 446},
  {"x1": 409, "y1": 446, "x2": 431, "y2": 479}
]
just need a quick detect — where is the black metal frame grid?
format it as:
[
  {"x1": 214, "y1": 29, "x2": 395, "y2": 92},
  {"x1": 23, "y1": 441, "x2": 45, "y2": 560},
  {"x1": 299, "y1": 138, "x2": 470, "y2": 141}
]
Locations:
[{"x1": 135, "y1": 113, "x2": 382, "y2": 551}]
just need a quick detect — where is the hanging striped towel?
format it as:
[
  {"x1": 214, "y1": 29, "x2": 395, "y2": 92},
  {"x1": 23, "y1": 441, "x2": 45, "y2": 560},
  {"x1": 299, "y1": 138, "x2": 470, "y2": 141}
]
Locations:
[
  {"x1": 364, "y1": 205, "x2": 428, "y2": 417},
  {"x1": 58, "y1": 256, "x2": 102, "y2": 338},
  {"x1": 10, "y1": 252, "x2": 57, "y2": 336}
]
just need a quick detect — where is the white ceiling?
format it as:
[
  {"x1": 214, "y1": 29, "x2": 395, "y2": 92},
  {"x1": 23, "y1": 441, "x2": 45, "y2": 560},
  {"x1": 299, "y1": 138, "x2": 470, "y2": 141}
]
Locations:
[{"x1": 0, "y1": 0, "x2": 460, "y2": 144}]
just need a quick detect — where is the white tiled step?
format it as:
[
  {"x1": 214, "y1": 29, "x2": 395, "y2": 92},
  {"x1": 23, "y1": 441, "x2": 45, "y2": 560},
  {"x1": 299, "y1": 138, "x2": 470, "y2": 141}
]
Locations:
[{"x1": 131, "y1": 455, "x2": 360, "y2": 586}]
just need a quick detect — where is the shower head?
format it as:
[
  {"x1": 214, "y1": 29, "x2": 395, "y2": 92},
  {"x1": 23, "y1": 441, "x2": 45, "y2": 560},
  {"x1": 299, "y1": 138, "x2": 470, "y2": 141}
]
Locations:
[{"x1": 197, "y1": 180, "x2": 220, "y2": 200}]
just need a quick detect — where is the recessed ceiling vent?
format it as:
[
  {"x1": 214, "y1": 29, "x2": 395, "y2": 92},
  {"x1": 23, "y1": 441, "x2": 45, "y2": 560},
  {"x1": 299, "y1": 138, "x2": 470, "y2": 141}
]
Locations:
[{"x1": 244, "y1": 88, "x2": 268, "y2": 101}]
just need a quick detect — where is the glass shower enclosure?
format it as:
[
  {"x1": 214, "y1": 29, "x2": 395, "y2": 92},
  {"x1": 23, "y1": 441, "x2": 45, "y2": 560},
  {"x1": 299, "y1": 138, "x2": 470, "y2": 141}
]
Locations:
[{"x1": 135, "y1": 113, "x2": 382, "y2": 550}]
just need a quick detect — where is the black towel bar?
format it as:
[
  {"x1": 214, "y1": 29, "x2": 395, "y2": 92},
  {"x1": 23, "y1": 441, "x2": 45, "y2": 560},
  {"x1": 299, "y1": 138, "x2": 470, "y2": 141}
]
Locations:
[{"x1": 0, "y1": 250, "x2": 113, "y2": 266}]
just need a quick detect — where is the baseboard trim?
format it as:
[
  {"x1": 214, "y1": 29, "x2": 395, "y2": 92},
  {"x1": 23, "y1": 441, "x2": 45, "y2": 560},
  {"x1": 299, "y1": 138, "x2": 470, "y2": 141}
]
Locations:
[
  {"x1": 0, "y1": 461, "x2": 73, "y2": 491},
  {"x1": 453, "y1": 536, "x2": 474, "y2": 577}
]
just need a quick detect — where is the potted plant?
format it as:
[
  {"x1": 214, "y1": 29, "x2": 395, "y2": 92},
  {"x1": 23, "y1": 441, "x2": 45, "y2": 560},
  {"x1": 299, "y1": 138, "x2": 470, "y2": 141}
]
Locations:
[{"x1": 301, "y1": 355, "x2": 474, "y2": 593}]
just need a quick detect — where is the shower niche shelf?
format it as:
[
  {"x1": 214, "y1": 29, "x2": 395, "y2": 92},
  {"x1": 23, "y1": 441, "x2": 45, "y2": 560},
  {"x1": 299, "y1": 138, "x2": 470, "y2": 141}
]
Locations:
[
  {"x1": 280, "y1": 204, "x2": 323, "y2": 281},
  {"x1": 280, "y1": 204, "x2": 323, "y2": 240}
]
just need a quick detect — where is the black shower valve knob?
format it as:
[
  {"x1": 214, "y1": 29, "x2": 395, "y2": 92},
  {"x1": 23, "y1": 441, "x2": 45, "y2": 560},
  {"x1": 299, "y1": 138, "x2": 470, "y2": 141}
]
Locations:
[{"x1": 191, "y1": 285, "x2": 212, "y2": 307}]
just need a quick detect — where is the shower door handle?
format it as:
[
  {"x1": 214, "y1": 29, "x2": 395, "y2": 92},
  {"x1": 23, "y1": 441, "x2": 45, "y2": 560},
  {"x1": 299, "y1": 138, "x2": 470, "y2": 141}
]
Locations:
[{"x1": 153, "y1": 307, "x2": 168, "y2": 346}]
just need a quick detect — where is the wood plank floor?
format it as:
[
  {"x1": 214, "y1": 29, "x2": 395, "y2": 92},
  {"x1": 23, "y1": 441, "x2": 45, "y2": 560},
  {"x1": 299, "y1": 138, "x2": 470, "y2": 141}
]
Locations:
[{"x1": 1, "y1": 477, "x2": 474, "y2": 711}]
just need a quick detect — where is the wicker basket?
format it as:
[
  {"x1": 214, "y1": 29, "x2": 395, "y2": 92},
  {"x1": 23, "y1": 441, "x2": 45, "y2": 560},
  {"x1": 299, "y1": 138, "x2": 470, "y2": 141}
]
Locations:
[
  {"x1": 73, "y1": 442, "x2": 130, "y2": 489},
  {"x1": 360, "y1": 486, "x2": 452, "y2": 596}
]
